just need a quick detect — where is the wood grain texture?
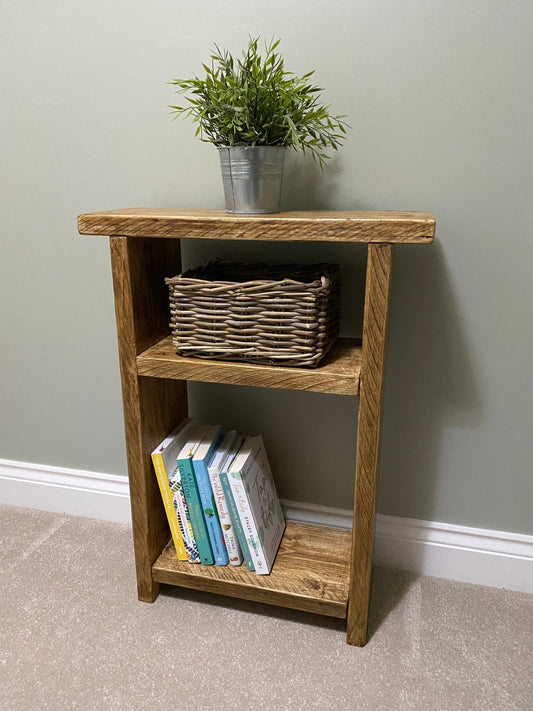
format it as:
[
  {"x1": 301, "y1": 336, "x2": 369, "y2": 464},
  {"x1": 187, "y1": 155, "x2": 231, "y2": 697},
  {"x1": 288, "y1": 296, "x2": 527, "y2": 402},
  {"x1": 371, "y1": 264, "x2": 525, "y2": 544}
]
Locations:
[
  {"x1": 110, "y1": 236, "x2": 187, "y2": 603},
  {"x1": 137, "y1": 336, "x2": 361, "y2": 395},
  {"x1": 153, "y1": 521, "x2": 351, "y2": 618},
  {"x1": 120, "y1": 235, "x2": 182, "y2": 355},
  {"x1": 93, "y1": 209, "x2": 434, "y2": 646},
  {"x1": 78, "y1": 208, "x2": 435, "y2": 244},
  {"x1": 347, "y1": 243, "x2": 394, "y2": 646}
]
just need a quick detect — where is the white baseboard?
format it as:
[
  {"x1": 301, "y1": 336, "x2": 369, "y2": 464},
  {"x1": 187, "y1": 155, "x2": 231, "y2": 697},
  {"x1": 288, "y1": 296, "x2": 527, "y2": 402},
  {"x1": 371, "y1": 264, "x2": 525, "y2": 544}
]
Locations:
[
  {"x1": 0, "y1": 458, "x2": 131, "y2": 524},
  {"x1": 373, "y1": 513, "x2": 533, "y2": 593},
  {"x1": 283, "y1": 500, "x2": 533, "y2": 593},
  {"x1": 1, "y1": 459, "x2": 532, "y2": 594}
]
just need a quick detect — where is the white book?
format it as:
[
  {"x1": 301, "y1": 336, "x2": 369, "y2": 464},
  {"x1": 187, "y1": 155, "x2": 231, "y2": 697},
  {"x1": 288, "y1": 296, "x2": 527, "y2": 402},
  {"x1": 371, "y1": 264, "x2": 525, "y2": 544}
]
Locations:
[
  {"x1": 207, "y1": 431, "x2": 244, "y2": 566},
  {"x1": 226, "y1": 434, "x2": 285, "y2": 575}
]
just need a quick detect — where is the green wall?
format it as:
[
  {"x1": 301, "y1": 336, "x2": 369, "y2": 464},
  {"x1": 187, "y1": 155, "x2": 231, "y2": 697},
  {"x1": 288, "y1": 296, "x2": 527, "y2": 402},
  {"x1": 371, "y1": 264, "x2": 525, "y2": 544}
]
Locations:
[{"x1": 1, "y1": 1, "x2": 532, "y2": 534}]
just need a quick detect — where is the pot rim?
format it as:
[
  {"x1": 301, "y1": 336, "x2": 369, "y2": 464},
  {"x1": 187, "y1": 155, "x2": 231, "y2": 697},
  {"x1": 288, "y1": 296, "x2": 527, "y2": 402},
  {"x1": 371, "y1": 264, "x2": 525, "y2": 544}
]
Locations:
[{"x1": 216, "y1": 145, "x2": 288, "y2": 151}]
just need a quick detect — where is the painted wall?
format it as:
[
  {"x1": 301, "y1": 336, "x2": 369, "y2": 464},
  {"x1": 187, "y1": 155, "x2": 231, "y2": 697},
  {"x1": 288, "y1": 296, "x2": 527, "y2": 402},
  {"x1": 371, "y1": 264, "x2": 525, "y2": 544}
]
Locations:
[{"x1": 1, "y1": 1, "x2": 532, "y2": 534}]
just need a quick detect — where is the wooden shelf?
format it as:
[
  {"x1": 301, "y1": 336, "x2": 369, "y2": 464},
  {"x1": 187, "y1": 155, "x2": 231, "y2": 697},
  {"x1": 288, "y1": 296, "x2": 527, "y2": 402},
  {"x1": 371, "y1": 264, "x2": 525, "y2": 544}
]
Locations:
[
  {"x1": 152, "y1": 521, "x2": 352, "y2": 618},
  {"x1": 78, "y1": 208, "x2": 435, "y2": 244},
  {"x1": 137, "y1": 336, "x2": 361, "y2": 395},
  {"x1": 80, "y1": 207, "x2": 435, "y2": 645}
]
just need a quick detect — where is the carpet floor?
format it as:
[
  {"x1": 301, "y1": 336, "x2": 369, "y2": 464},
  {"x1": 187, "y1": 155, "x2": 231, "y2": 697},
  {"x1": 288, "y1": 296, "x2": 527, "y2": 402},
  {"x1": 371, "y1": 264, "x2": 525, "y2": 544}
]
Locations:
[{"x1": 0, "y1": 504, "x2": 531, "y2": 711}]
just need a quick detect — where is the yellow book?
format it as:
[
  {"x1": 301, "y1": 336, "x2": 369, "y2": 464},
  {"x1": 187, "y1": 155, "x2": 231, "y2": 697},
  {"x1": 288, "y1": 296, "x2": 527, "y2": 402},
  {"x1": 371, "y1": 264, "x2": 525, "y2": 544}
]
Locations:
[{"x1": 151, "y1": 418, "x2": 196, "y2": 561}]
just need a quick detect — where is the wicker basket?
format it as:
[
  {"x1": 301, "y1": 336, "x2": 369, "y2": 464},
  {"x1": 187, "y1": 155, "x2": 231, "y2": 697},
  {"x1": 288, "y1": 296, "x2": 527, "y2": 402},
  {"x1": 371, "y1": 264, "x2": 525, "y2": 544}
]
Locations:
[{"x1": 165, "y1": 258, "x2": 341, "y2": 367}]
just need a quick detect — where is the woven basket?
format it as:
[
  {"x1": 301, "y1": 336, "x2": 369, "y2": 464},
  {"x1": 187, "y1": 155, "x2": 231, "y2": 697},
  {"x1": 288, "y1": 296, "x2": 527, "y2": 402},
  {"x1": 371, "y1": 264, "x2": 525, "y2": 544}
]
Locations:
[{"x1": 165, "y1": 258, "x2": 340, "y2": 367}]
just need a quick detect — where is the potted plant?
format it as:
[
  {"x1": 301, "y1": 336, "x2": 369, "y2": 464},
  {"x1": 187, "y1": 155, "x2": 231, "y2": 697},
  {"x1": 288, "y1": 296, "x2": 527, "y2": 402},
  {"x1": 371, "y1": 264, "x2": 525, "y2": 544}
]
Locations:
[{"x1": 169, "y1": 37, "x2": 349, "y2": 213}]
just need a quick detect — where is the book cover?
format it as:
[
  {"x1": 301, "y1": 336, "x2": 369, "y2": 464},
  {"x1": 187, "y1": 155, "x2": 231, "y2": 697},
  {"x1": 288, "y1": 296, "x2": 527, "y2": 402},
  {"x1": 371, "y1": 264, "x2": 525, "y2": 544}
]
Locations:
[
  {"x1": 176, "y1": 426, "x2": 214, "y2": 566},
  {"x1": 219, "y1": 469, "x2": 255, "y2": 572},
  {"x1": 192, "y1": 425, "x2": 228, "y2": 566},
  {"x1": 151, "y1": 418, "x2": 197, "y2": 561},
  {"x1": 167, "y1": 466, "x2": 200, "y2": 564},
  {"x1": 207, "y1": 431, "x2": 243, "y2": 567},
  {"x1": 218, "y1": 432, "x2": 253, "y2": 571},
  {"x1": 226, "y1": 434, "x2": 285, "y2": 575}
]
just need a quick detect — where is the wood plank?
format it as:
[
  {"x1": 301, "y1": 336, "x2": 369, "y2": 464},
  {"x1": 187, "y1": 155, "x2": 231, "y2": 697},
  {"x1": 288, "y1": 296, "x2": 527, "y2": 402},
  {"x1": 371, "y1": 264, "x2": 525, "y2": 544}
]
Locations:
[
  {"x1": 109, "y1": 236, "x2": 187, "y2": 603},
  {"x1": 120, "y1": 235, "x2": 182, "y2": 354},
  {"x1": 137, "y1": 336, "x2": 361, "y2": 395},
  {"x1": 347, "y1": 243, "x2": 394, "y2": 646},
  {"x1": 78, "y1": 208, "x2": 435, "y2": 244},
  {"x1": 152, "y1": 521, "x2": 351, "y2": 618}
]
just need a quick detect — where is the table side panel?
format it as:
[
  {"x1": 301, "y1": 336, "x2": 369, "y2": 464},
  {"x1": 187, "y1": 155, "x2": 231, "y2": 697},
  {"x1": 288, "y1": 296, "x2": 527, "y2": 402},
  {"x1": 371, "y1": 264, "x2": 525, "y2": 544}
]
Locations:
[
  {"x1": 109, "y1": 237, "x2": 188, "y2": 602},
  {"x1": 347, "y1": 243, "x2": 394, "y2": 645}
]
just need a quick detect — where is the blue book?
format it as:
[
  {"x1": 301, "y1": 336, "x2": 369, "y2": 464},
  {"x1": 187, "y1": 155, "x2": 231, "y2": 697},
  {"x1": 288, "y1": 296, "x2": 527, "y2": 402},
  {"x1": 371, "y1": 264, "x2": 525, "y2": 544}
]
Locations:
[
  {"x1": 208, "y1": 431, "x2": 243, "y2": 566},
  {"x1": 193, "y1": 426, "x2": 228, "y2": 566},
  {"x1": 176, "y1": 426, "x2": 214, "y2": 566}
]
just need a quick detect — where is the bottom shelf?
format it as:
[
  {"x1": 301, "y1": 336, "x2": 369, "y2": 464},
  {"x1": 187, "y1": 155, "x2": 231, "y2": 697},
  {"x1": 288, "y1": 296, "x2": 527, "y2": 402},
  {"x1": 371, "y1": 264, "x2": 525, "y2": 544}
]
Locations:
[{"x1": 152, "y1": 520, "x2": 352, "y2": 619}]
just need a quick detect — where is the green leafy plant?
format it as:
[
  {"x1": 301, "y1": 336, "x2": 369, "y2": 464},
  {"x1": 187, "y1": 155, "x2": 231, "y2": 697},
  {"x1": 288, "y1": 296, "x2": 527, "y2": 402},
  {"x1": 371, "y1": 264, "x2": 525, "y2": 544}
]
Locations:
[{"x1": 169, "y1": 37, "x2": 349, "y2": 168}]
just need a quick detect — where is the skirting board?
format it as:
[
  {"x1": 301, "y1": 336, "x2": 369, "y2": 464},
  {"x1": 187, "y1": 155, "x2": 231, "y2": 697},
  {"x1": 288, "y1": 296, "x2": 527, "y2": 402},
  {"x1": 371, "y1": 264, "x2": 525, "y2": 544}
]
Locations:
[
  {"x1": 1, "y1": 458, "x2": 532, "y2": 594},
  {"x1": 0, "y1": 459, "x2": 131, "y2": 524}
]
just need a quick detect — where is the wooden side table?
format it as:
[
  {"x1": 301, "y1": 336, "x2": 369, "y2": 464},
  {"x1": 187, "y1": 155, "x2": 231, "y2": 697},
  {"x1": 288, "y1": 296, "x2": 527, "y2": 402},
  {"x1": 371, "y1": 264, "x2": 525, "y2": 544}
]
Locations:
[{"x1": 78, "y1": 208, "x2": 435, "y2": 645}]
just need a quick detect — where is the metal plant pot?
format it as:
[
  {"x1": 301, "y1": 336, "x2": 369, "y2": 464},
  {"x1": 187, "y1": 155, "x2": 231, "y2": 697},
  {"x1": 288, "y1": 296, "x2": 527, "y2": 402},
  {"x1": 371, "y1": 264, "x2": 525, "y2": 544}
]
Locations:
[{"x1": 218, "y1": 146, "x2": 286, "y2": 214}]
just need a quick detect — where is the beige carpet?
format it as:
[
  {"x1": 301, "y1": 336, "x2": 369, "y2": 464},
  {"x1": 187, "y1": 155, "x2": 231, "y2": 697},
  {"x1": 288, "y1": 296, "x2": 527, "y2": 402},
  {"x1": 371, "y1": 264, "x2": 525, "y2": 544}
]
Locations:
[{"x1": 0, "y1": 504, "x2": 531, "y2": 711}]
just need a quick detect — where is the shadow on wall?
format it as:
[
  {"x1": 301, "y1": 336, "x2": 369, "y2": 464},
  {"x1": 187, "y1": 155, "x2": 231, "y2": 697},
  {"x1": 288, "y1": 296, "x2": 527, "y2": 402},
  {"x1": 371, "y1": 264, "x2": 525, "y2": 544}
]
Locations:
[
  {"x1": 280, "y1": 150, "x2": 343, "y2": 210},
  {"x1": 184, "y1": 176, "x2": 480, "y2": 525},
  {"x1": 378, "y1": 240, "x2": 482, "y2": 532}
]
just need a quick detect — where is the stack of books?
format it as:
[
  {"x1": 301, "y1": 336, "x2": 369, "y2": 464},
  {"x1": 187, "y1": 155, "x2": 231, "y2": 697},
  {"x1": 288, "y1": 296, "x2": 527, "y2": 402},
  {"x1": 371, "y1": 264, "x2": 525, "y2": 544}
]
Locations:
[{"x1": 151, "y1": 419, "x2": 286, "y2": 575}]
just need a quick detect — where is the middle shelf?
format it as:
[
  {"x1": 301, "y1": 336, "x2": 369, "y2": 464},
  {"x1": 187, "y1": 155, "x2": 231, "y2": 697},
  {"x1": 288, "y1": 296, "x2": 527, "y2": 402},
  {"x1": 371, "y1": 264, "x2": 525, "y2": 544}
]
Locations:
[{"x1": 137, "y1": 336, "x2": 361, "y2": 395}]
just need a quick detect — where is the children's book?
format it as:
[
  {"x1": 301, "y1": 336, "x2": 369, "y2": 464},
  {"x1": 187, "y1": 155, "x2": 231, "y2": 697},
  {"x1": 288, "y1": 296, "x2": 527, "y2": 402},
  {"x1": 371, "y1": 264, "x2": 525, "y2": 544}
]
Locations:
[
  {"x1": 218, "y1": 434, "x2": 254, "y2": 571},
  {"x1": 151, "y1": 418, "x2": 197, "y2": 561},
  {"x1": 225, "y1": 434, "x2": 285, "y2": 575},
  {"x1": 167, "y1": 465, "x2": 200, "y2": 564},
  {"x1": 192, "y1": 425, "x2": 228, "y2": 566},
  {"x1": 176, "y1": 426, "x2": 214, "y2": 566},
  {"x1": 207, "y1": 431, "x2": 243, "y2": 567}
]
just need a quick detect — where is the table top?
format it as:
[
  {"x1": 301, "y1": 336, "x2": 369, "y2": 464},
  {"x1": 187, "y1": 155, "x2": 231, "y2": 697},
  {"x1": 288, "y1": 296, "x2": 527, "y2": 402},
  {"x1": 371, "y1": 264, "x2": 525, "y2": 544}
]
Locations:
[{"x1": 77, "y1": 208, "x2": 435, "y2": 244}]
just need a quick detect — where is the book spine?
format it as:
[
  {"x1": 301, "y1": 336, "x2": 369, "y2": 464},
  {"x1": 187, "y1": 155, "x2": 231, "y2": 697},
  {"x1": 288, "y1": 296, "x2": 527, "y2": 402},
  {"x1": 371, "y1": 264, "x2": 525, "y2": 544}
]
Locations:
[
  {"x1": 226, "y1": 469, "x2": 269, "y2": 574},
  {"x1": 151, "y1": 453, "x2": 188, "y2": 561},
  {"x1": 208, "y1": 467, "x2": 243, "y2": 566},
  {"x1": 168, "y1": 468, "x2": 200, "y2": 563},
  {"x1": 219, "y1": 472, "x2": 255, "y2": 571},
  {"x1": 177, "y1": 457, "x2": 214, "y2": 565},
  {"x1": 194, "y1": 461, "x2": 229, "y2": 566}
]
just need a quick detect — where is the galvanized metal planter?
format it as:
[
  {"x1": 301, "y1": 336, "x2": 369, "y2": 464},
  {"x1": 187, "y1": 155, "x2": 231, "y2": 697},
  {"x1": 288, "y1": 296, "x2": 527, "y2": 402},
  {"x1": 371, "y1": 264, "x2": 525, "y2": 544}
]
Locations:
[{"x1": 218, "y1": 146, "x2": 286, "y2": 214}]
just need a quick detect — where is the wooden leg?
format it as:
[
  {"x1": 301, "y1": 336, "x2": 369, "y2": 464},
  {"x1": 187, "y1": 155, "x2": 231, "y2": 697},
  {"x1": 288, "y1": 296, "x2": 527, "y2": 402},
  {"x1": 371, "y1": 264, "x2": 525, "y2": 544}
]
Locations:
[
  {"x1": 110, "y1": 236, "x2": 186, "y2": 603},
  {"x1": 347, "y1": 243, "x2": 394, "y2": 645}
]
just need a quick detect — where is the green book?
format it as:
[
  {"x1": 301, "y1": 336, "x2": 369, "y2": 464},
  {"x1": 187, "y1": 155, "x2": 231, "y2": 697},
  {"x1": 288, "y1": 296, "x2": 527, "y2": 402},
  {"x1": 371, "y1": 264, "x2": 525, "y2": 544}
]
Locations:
[
  {"x1": 176, "y1": 426, "x2": 214, "y2": 566},
  {"x1": 220, "y1": 471, "x2": 254, "y2": 572},
  {"x1": 219, "y1": 435, "x2": 254, "y2": 572},
  {"x1": 225, "y1": 434, "x2": 285, "y2": 575}
]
